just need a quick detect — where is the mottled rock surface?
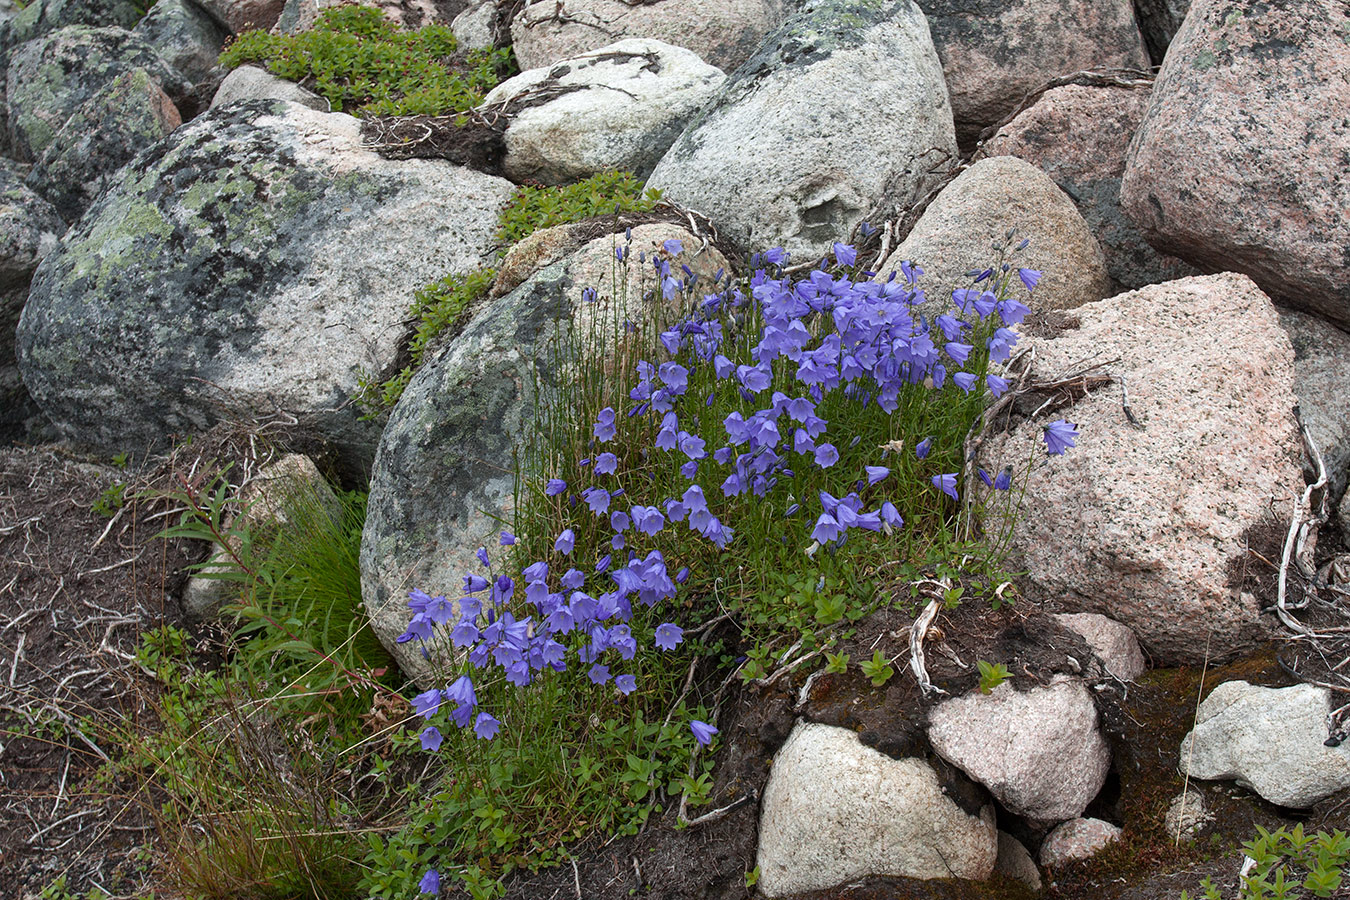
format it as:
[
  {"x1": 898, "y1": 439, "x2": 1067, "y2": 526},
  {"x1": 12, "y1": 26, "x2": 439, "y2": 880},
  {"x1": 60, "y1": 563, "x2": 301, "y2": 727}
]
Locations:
[
  {"x1": 1040, "y1": 817, "x2": 1121, "y2": 866},
  {"x1": 3, "y1": 0, "x2": 142, "y2": 49},
  {"x1": 1053, "y1": 612, "x2": 1146, "y2": 681},
  {"x1": 995, "y1": 831, "x2": 1042, "y2": 891},
  {"x1": 648, "y1": 0, "x2": 955, "y2": 260},
  {"x1": 1121, "y1": 0, "x2": 1350, "y2": 329},
  {"x1": 1277, "y1": 310, "x2": 1350, "y2": 509},
  {"x1": 756, "y1": 721, "x2": 998, "y2": 895},
  {"x1": 272, "y1": 0, "x2": 466, "y2": 34},
  {"x1": 195, "y1": 0, "x2": 285, "y2": 33},
  {"x1": 133, "y1": 0, "x2": 228, "y2": 85},
  {"x1": 211, "y1": 63, "x2": 328, "y2": 111}
]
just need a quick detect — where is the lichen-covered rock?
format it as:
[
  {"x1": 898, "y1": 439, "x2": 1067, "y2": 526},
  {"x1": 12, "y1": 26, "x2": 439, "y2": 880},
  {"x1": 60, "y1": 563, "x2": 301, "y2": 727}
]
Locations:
[
  {"x1": 1120, "y1": 0, "x2": 1350, "y2": 329},
  {"x1": 5, "y1": 25, "x2": 189, "y2": 163},
  {"x1": 1039, "y1": 818, "x2": 1121, "y2": 866},
  {"x1": 133, "y1": 0, "x2": 229, "y2": 85},
  {"x1": 1053, "y1": 612, "x2": 1146, "y2": 681},
  {"x1": 982, "y1": 273, "x2": 1303, "y2": 664},
  {"x1": 482, "y1": 39, "x2": 726, "y2": 185},
  {"x1": 3, "y1": 0, "x2": 142, "y2": 49},
  {"x1": 1278, "y1": 310, "x2": 1350, "y2": 509},
  {"x1": 647, "y1": 0, "x2": 955, "y2": 260},
  {"x1": 927, "y1": 678, "x2": 1111, "y2": 821},
  {"x1": 17, "y1": 100, "x2": 512, "y2": 475},
  {"x1": 210, "y1": 63, "x2": 328, "y2": 111},
  {"x1": 917, "y1": 0, "x2": 1149, "y2": 145},
  {"x1": 27, "y1": 67, "x2": 182, "y2": 221},
  {"x1": 756, "y1": 721, "x2": 998, "y2": 896},
  {"x1": 980, "y1": 83, "x2": 1196, "y2": 291},
  {"x1": 510, "y1": 0, "x2": 780, "y2": 73},
  {"x1": 878, "y1": 156, "x2": 1111, "y2": 311},
  {"x1": 1180, "y1": 681, "x2": 1350, "y2": 808},
  {"x1": 360, "y1": 224, "x2": 728, "y2": 681}
]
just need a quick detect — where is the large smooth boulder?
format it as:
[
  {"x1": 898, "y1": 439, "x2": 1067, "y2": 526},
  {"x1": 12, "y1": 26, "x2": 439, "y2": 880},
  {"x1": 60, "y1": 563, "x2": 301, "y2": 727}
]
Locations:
[
  {"x1": 133, "y1": 0, "x2": 229, "y2": 85},
  {"x1": 360, "y1": 224, "x2": 729, "y2": 680},
  {"x1": 1120, "y1": 0, "x2": 1350, "y2": 329},
  {"x1": 878, "y1": 156, "x2": 1111, "y2": 311},
  {"x1": 647, "y1": 0, "x2": 955, "y2": 260},
  {"x1": 1278, "y1": 311, "x2": 1350, "y2": 509},
  {"x1": 482, "y1": 39, "x2": 726, "y2": 185},
  {"x1": 509, "y1": 0, "x2": 780, "y2": 73},
  {"x1": 927, "y1": 678, "x2": 1110, "y2": 822},
  {"x1": 27, "y1": 67, "x2": 182, "y2": 221},
  {"x1": 1180, "y1": 681, "x2": 1350, "y2": 808},
  {"x1": 5, "y1": 25, "x2": 188, "y2": 163},
  {"x1": 756, "y1": 721, "x2": 998, "y2": 896},
  {"x1": 980, "y1": 83, "x2": 1196, "y2": 291},
  {"x1": 983, "y1": 273, "x2": 1303, "y2": 664},
  {"x1": 210, "y1": 63, "x2": 328, "y2": 111},
  {"x1": 917, "y1": 0, "x2": 1149, "y2": 144},
  {"x1": 17, "y1": 100, "x2": 512, "y2": 474}
]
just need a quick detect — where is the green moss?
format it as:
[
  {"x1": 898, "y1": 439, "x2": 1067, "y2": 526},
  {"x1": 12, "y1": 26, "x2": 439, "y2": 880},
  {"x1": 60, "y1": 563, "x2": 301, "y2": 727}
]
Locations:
[{"x1": 494, "y1": 170, "x2": 662, "y2": 249}]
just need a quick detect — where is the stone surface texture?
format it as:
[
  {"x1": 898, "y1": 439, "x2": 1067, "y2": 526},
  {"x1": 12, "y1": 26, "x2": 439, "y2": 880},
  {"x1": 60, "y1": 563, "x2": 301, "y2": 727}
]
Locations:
[
  {"x1": 927, "y1": 678, "x2": 1110, "y2": 821},
  {"x1": 1053, "y1": 613, "x2": 1146, "y2": 681},
  {"x1": 981, "y1": 83, "x2": 1196, "y2": 291},
  {"x1": 983, "y1": 273, "x2": 1303, "y2": 664},
  {"x1": 995, "y1": 831, "x2": 1042, "y2": 890},
  {"x1": 1164, "y1": 791, "x2": 1211, "y2": 840},
  {"x1": 272, "y1": 0, "x2": 466, "y2": 34},
  {"x1": 879, "y1": 156, "x2": 1110, "y2": 311},
  {"x1": 647, "y1": 0, "x2": 955, "y2": 260},
  {"x1": 17, "y1": 100, "x2": 512, "y2": 476},
  {"x1": 132, "y1": 0, "x2": 229, "y2": 85},
  {"x1": 483, "y1": 39, "x2": 726, "y2": 184},
  {"x1": 1039, "y1": 818, "x2": 1122, "y2": 866},
  {"x1": 195, "y1": 0, "x2": 285, "y2": 33},
  {"x1": 1277, "y1": 311, "x2": 1350, "y2": 509},
  {"x1": 210, "y1": 63, "x2": 329, "y2": 111},
  {"x1": 3, "y1": 0, "x2": 142, "y2": 49},
  {"x1": 450, "y1": 0, "x2": 495, "y2": 49},
  {"x1": 756, "y1": 721, "x2": 998, "y2": 896},
  {"x1": 509, "y1": 0, "x2": 781, "y2": 73},
  {"x1": 1180, "y1": 681, "x2": 1350, "y2": 808},
  {"x1": 917, "y1": 0, "x2": 1150, "y2": 143},
  {"x1": 1120, "y1": 0, "x2": 1350, "y2": 329},
  {"x1": 359, "y1": 224, "x2": 728, "y2": 680}
]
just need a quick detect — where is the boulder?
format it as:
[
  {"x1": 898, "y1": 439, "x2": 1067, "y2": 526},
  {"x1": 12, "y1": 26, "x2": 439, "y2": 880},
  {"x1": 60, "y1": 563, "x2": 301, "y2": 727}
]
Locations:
[
  {"x1": 482, "y1": 39, "x2": 726, "y2": 185},
  {"x1": 360, "y1": 224, "x2": 729, "y2": 680},
  {"x1": 647, "y1": 0, "x2": 955, "y2": 260},
  {"x1": 194, "y1": 0, "x2": 284, "y2": 33},
  {"x1": 211, "y1": 63, "x2": 328, "y2": 111},
  {"x1": 27, "y1": 67, "x2": 182, "y2": 221},
  {"x1": 272, "y1": 0, "x2": 467, "y2": 35},
  {"x1": 917, "y1": 0, "x2": 1149, "y2": 145},
  {"x1": 1053, "y1": 613, "x2": 1146, "y2": 681},
  {"x1": 877, "y1": 156, "x2": 1111, "y2": 311},
  {"x1": 450, "y1": 0, "x2": 496, "y2": 50},
  {"x1": 1120, "y1": 0, "x2": 1350, "y2": 330},
  {"x1": 927, "y1": 678, "x2": 1110, "y2": 821},
  {"x1": 1180, "y1": 681, "x2": 1350, "y2": 808},
  {"x1": 982, "y1": 273, "x2": 1303, "y2": 664},
  {"x1": 995, "y1": 831, "x2": 1042, "y2": 891},
  {"x1": 1278, "y1": 311, "x2": 1350, "y2": 510},
  {"x1": 5, "y1": 25, "x2": 189, "y2": 163},
  {"x1": 133, "y1": 0, "x2": 229, "y2": 85},
  {"x1": 3, "y1": 0, "x2": 142, "y2": 48},
  {"x1": 17, "y1": 100, "x2": 512, "y2": 476},
  {"x1": 980, "y1": 83, "x2": 1196, "y2": 291},
  {"x1": 756, "y1": 721, "x2": 998, "y2": 896},
  {"x1": 509, "y1": 0, "x2": 780, "y2": 73},
  {"x1": 1039, "y1": 817, "x2": 1121, "y2": 866}
]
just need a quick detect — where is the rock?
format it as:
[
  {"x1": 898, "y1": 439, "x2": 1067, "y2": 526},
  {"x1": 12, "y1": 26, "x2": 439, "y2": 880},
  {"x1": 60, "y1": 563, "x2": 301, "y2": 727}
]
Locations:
[
  {"x1": 509, "y1": 0, "x2": 780, "y2": 73},
  {"x1": 647, "y1": 0, "x2": 955, "y2": 260},
  {"x1": 17, "y1": 100, "x2": 512, "y2": 476},
  {"x1": 490, "y1": 222, "x2": 587, "y2": 298},
  {"x1": 1180, "y1": 681, "x2": 1350, "y2": 808},
  {"x1": 360, "y1": 224, "x2": 728, "y2": 680},
  {"x1": 1134, "y1": 0, "x2": 1190, "y2": 63},
  {"x1": 1053, "y1": 613, "x2": 1146, "y2": 681},
  {"x1": 1164, "y1": 791, "x2": 1211, "y2": 840},
  {"x1": 27, "y1": 67, "x2": 182, "y2": 221},
  {"x1": 755, "y1": 722, "x2": 998, "y2": 896},
  {"x1": 6, "y1": 25, "x2": 189, "y2": 163},
  {"x1": 927, "y1": 678, "x2": 1110, "y2": 821},
  {"x1": 183, "y1": 453, "x2": 339, "y2": 619},
  {"x1": 917, "y1": 0, "x2": 1150, "y2": 145},
  {"x1": 1277, "y1": 310, "x2": 1350, "y2": 510},
  {"x1": 980, "y1": 83, "x2": 1196, "y2": 292},
  {"x1": 133, "y1": 0, "x2": 229, "y2": 85},
  {"x1": 272, "y1": 0, "x2": 466, "y2": 34},
  {"x1": 1039, "y1": 817, "x2": 1121, "y2": 866},
  {"x1": 482, "y1": 39, "x2": 726, "y2": 185},
  {"x1": 983, "y1": 273, "x2": 1303, "y2": 664},
  {"x1": 450, "y1": 0, "x2": 496, "y2": 50},
  {"x1": 995, "y1": 831, "x2": 1042, "y2": 891},
  {"x1": 3, "y1": 0, "x2": 142, "y2": 48},
  {"x1": 878, "y1": 156, "x2": 1111, "y2": 311},
  {"x1": 211, "y1": 63, "x2": 328, "y2": 111},
  {"x1": 194, "y1": 0, "x2": 284, "y2": 33},
  {"x1": 1120, "y1": 0, "x2": 1350, "y2": 330}
]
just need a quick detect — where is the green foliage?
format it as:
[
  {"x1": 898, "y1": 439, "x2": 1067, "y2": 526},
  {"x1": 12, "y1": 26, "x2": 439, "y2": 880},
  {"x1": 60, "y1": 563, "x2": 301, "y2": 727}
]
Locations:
[
  {"x1": 860, "y1": 649, "x2": 895, "y2": 688},
  {"x1": 91, "y1": 481, "x2": 127, "y2": 518},
  {"x1": 977, "y1": 659, "x2": 1009, "y2": 694},
  {"x1": 824, "y1": 650, "x2": 850, "y2": 674},
  {"x1": 218, "y1": 4, "x2": 512, "y2": 117},
  {"x1": 1181, "y1": 826, "x2": 1350, "y2": 900},
  {"x1": 494, "y1": 171, "x2": 661, "y2": 249},
  {"x1": 37, "y1": 875, "x2": 109, "y2": 900}
]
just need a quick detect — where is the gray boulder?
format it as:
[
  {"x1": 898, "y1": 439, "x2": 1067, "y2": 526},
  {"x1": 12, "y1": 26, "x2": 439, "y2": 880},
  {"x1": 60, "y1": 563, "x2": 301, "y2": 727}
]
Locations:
[
  {"x1": 450, "y1": 0, "x2": 496, "y2": 50},
  {"x1": 211, "y1": 63, "x2": 328, "y2": 111},
  {"x1": 482, "y1": 39, "x2": 726, "y2": 185},
  {"x1": 6, "y1": 25, "x2": 189, "y2": 163},
  {"x1": 647, "y1": 0, "x2": 955, "y2": 260},
  {"x1": 1278, "y1": 310, "x2": 1350, "y2": 509},
  {"x1": 1121, "y1": 0, "x2": 1350, "y2": 329},
  {"x1": 360, "y1": 223, "x2": 729, "y2": 681},
  {"x1": 3, "y1": 0, "x2": 142, "y2": 48},
  {"x1": 194, "y1": 0, "x2": 284, "y2": 33},
  {"x1": 756, "y1": 721, "x2": 998, "y2": 895},
  {"x1": 1180, "y1": 681, "x2": 1350, "y2": 808},
  {"x1": 133, "y1": 0, "x2": 229, "y2": 85},
  {"x1": 17, "y1": 100, "x2": 511, "y2": 474},
  {"x1": 27, "y1": 66, "x2": 182, "y2": 221},
  {"x1": 878, "y1": 156, "x2": 1111, "y2": 311}
]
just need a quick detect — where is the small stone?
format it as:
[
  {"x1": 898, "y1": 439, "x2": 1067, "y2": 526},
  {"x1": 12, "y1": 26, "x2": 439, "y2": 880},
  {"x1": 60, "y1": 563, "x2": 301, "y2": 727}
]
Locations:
[
  {"x1": 1039, "y1": 817, "x2": 1122, "y2": 866},
  {"x1": 1163, "y1": 792, "x2": 1210, "y2": 841},
  {"x1": 995, "y1": 831, "x2": 1042, "y2": 890},
  {"x1": 1054, "y1": 613, "x2": 1146, "y2": 681}
]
